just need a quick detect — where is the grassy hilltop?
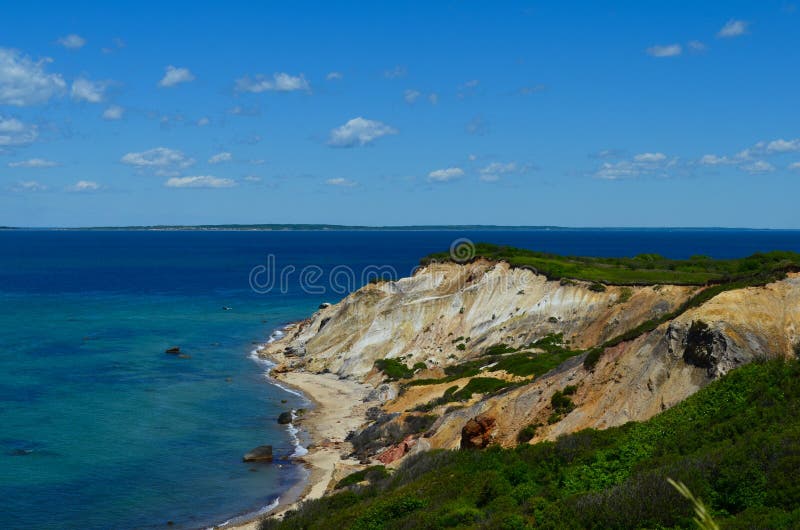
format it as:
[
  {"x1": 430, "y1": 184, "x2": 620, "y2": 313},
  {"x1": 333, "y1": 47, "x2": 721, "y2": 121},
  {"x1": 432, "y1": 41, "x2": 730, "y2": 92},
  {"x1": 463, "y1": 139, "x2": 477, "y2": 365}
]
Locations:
[{"x1": 423, "y1": 243, "x2": 800, "y2": 286}]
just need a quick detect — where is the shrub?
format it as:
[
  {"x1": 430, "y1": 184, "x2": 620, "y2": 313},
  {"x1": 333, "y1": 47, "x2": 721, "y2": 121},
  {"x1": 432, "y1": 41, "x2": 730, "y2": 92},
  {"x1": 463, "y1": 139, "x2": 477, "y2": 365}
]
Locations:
[
  {"x1": 484, "y1": 343, "x2": 517, "y2": 356},
  {"x1": 551, "y1": 390, "x2": 575, "y2": 414},
  {"x1": 618, "y1": 287, "x2": 633, "y2": 303},
  {"x1": 456, "y1": 343, "x2": 466, "y2": 351},
  {"x1": 589, "y1": 282, "x2": 607, "y2": 292},
  {"x1": 517, "y1": 424, "x2": 539, "y2": 444},
  {"x1": 374, "y1": 358, "x2": 414, "y2": 381}
]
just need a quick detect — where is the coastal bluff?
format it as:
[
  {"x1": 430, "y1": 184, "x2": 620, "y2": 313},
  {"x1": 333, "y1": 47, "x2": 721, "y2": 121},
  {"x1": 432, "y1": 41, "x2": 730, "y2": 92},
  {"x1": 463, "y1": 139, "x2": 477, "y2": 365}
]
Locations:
[{"x1": 256, "y1": 258, "x2": 800, "y2": 505}]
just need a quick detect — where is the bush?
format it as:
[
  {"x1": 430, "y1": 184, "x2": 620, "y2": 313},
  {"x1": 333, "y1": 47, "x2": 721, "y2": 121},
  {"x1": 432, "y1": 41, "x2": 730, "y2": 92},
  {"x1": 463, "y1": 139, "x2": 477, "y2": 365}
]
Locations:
[
  {"x1": 374, "y1": 358, "x2": 414, "y2": 381},
  {"x1": 456, "y1": 343, "x2": 466, "y2": 351},
  {"x1": 517, "y1": 424, "x2": 539, "y2": 444},
  {"x1": 588, "y1": 282, "x2": 607, "y2": 292}
]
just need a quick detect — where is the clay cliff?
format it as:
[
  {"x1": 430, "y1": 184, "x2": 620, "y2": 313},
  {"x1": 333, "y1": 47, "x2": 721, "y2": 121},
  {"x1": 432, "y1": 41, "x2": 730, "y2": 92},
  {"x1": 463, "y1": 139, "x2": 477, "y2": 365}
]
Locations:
[{"x1": 261, "y1": 259, "x2": 800, "y2": 468}]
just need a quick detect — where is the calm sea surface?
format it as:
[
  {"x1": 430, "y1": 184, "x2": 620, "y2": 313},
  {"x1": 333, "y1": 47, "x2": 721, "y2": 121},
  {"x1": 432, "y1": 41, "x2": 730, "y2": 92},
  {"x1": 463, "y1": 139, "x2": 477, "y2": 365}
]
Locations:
[{"x1": 2, "y1": 229, "x2": 800, "y2": 529}]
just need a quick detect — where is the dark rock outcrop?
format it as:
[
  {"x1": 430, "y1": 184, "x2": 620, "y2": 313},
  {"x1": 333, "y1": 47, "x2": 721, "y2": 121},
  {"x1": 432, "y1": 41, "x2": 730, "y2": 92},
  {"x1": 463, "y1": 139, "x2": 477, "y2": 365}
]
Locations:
[
  {"x1": 461, "y1": 414, "x2": 496, "y2": 449},
  {"x1": 165, "y1": 346, "x2": 181, "y2": 354},
  {"x1": 243, "y1": 445, "x2": 273, "y2": 462},
  {"x1": 277, "y1": 411, "x2": 293, "y2": 424}
]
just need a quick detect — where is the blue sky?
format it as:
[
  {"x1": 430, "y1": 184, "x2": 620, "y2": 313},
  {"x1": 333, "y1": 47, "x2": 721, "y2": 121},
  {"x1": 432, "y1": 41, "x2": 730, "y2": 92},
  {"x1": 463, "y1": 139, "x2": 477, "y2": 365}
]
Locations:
[{"x1": 1, "y1": 1, "x2": 799, "y2": 228}]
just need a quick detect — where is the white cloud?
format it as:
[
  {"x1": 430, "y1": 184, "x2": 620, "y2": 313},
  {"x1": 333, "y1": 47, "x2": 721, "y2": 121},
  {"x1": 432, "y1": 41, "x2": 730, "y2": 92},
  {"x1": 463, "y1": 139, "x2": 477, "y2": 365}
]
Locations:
[
  {"x1": 479, "y1": 162, "x2": 517, "y2": 182},
  {"x1": 71, "y1": 77, "x2": 106, "y2": 103},
  {"x1": 326, "y1": 177, "x2": 357, "y2": 187},
  {"x1": 741, "y1": 160, "x2": 775, "y2": 174},
  {"x1": 12, "y1": 180, "x2": 48, "y2": 192},
  {"x1": 428, "y1": 167, "x2": 464, "y2": 182},
  {"x1": 594, "y1": 153, "x2": 677, "y2": 180},
  {"x1": 404, "y1": 89, "x2": 421, "y2": 103},
  {"x1": 518, "y1": 84, "x2": 547, "y2": 95},
  {"x1": 384, "y1": 66, "x2": 407, "y2": 79},
  {"x1": 766, "y1": 138, "x2": 800, "y2": 153},
  {"x1": 0, "y1": 48, "x2": 66, "y2": 106},
  {"x1": 688, "y1": 40, "x2": 708, "y2": 52},
  {"x1": 57, "y1": 34, "x2": 86, "y2": 49},
  {"x1": 718, "y1": 19, "x2": 749, "y2": 38},
  {"x1": 121, "y1": 147, "x2": 195, "y2": 175},
  {"x1": 197, "y1": 117, "x2": 210, "y2": 126},
  {"x1": 243, "y1": 175, "x2": 262, "y2": 182},
  {"x1": 327, "y1": 117, "x2": 397, "y2": 148},
  {"x1": 468, "y1": 154, "x2": 477, "y2": 161},
  {"x1": 465, "y1": 116, "x2": 488, "y2": 136},
  {"x1": 646, "y1": 44, "x2": 682, "y2": 57},
  {"x1": 164, "y1": 175, "x2": 236, "y2": 188},
  {"x1": 462, "y1": 79, "x2": 479, "y2": 88},
  {"x1": 326, "y1": 71, "x2": 343, "y2": 81},
  {"x1": 428, "y1": 93, "x2": 439, "y2": 104},
  {"x1": 235, "y1": 73, "x2": 310, "y2": 93},
  {"x1": 0, "y1": 116, "x2": 38, "y2": 146},
  {"x1": 158, "y1": 66, "x2": 195, "y2": 88},
  {"x1": 68, "y1": 180, "x2": 100, "y2": 192},
  {"x1": 102, "y1": 105, "x2": 124, "y2": 120},
  {"x1": 699, "y1": 154, "x2": 733, "y2": 166},
  {"x1": 8, "y1": 158, "x2": 57, "y2": 168},
  {"x1": 789, "y1": 162, "x2": 800, "y2": 171},
  {"x1": 228, "y1": 105, "x2": 260, "y2": 117},
  {"x1": 634, "y1": 152, "x2": 667, "y2": 162},
  {"x1": 208, "y1": 152, "x2": 232, "y2": 164}
]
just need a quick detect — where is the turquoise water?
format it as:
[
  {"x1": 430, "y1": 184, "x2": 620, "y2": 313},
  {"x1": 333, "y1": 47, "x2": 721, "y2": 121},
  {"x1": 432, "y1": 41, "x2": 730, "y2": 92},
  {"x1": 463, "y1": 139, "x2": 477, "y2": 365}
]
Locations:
[{"x1": 2, "y1": 229, "x2": 800, "y2": 529}]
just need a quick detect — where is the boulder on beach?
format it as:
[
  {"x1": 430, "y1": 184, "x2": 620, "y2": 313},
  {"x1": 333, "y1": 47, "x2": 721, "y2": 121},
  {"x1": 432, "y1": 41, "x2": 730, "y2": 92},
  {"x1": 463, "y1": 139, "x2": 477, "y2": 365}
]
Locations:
[
  {"x1": 318, "y1": 302, "x2": 332, "y2": 309},
  {"x1": 165, "y1": 347, "x2": 181, "y2": 354},
  {"x1": 277, "y1": 411, "x2": 293, "y2": 424},
  {"x1": 243, "y1": 445, "x2": 273, "y2": 462}
]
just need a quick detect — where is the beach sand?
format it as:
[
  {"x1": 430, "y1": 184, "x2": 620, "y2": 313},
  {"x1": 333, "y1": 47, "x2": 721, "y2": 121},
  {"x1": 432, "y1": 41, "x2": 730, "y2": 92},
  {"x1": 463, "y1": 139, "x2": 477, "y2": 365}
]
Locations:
[{"x1": 220, "y1": 370, "x2": 374, "y2": 529}]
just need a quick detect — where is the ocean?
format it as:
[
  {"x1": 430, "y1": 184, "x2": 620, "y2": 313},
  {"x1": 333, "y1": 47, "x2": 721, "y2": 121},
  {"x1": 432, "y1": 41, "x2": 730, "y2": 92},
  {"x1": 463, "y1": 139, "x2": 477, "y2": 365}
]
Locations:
[{"x1": 2, "y1": 228, "x2": 800, "y2": 529}]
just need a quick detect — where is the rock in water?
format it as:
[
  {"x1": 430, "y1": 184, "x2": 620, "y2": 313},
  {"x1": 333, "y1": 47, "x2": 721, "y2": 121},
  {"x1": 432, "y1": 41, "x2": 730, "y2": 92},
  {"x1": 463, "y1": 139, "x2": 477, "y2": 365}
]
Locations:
[
  {"x1": 243, "y1": 445, "x2": 273, "y2": 462},
  {"x1": 277, "y1": 411, "x2": 293, "y2": 424},
  {"x1": 165, "y1": 346, "x2": 181, "y2": 354},
  {"x1": 460, "y1": 414, "x2": 496, "y2": 449}
]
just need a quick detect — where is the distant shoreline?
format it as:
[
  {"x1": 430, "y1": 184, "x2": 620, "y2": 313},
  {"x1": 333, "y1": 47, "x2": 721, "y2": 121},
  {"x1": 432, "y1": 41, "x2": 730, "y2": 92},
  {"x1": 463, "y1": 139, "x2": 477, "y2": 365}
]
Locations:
[{"x1": 3, "y1": 225, "x2": 800, "y2": 232}]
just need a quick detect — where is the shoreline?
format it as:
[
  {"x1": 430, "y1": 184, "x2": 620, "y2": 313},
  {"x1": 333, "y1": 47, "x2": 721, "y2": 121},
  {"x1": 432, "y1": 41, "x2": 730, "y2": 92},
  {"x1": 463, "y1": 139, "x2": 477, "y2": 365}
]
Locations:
[{"x1": 218, "y1": 331, "x2": 373, "y2": 530}]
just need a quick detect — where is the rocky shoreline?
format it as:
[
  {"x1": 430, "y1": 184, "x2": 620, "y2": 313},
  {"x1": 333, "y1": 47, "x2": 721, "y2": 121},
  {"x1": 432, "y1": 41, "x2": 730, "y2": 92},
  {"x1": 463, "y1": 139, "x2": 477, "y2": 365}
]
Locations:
[{"x1": 220, "y1": 331, "x2": 379, "y2": 529}]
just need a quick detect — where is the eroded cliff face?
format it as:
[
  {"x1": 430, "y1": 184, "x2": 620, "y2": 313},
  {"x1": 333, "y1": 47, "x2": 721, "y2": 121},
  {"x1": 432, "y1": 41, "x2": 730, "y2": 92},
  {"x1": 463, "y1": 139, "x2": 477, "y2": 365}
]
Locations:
[
  {"x1": 427, "y1": 273, "x2": 800, "y2": 450},
  {"x1": 262, "y1": 259, "x2": 695, "y2": 378},
  {"x1": 261, "y1": 261, "x2": 800, "y2": 465}
]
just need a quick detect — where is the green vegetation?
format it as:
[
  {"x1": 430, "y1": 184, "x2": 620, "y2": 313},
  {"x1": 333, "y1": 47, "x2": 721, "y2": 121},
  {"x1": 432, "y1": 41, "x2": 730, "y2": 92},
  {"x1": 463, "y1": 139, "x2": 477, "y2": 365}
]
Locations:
[
  {"x1": 548, "y1": 387, "x2": 577, "y2": 424},
  {"x1": 261, "y1": 360, "x2": 800, "y2": 530},
  {"x1": 414, "y1": 378, "x2": 522, "y2": 412},
  {"x1": 373, "y1": 359, "x2": 416, "y2": 381},
  {"x1": 618, "y1": 287, "x2": 633, "y2": 304},
  {"x1": 423, "y1": 243, "x2": 800, "y2": 286},
  {"x1": 335, "y1": 466, "x2": 390, "y2": 489},
  {"x1": 516, "y1": 423, "x2": 540, "y2": 444}
]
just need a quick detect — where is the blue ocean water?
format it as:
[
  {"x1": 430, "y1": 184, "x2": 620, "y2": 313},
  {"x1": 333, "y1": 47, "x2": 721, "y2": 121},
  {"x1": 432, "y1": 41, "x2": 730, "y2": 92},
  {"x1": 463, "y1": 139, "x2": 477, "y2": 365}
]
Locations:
[{"x1": 2, "y1": 228, "x2": 800, "y2": 530}]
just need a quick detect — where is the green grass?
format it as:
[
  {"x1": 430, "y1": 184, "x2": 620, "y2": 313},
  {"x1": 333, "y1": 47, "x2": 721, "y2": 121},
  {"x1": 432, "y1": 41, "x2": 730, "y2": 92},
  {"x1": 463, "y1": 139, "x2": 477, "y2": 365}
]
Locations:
[
  {"x1": 335, "y1": 466, "x2": 390, "y2": 489},
  {"x1": 261, "y1": 359, "x2": 800, "y2": 530},
  {"x1": 422, "y1": 243, "x2": 800, "y2": 286}
]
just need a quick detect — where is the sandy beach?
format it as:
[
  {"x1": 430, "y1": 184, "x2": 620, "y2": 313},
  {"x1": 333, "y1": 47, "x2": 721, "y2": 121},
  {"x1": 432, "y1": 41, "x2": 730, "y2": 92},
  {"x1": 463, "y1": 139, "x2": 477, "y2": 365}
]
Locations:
[{"x1": 220, "y1": 368, "x2": 374, "y2": 529}]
